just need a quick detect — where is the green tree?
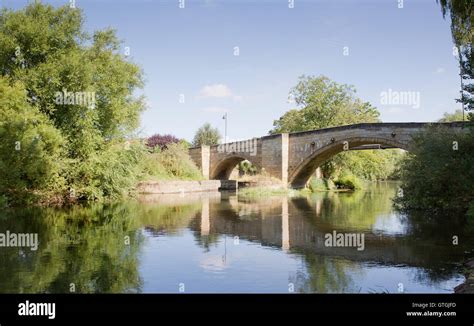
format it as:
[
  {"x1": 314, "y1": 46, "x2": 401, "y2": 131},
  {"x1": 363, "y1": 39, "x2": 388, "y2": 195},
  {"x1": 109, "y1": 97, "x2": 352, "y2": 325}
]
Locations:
[
  {"x1": 438, "y1": 109, "x2": 466, "y2": 122},
  {"x1": 396, "y1": 126, "x2": 474, "y2": 215},
  {"x1": 0, "y1": 2, "x2": 146, "y2": 203},
  {"x1": 395, "y1": 2, "x2": 474, "y2": 218},
  {"x1": 439, "y1": 0, "x2": 472, "y2": 48},
  {"x1": 438, "y1": 0, "x2": 473, "y2": 112},
  {"x1": 192, "y1": 123, "x2": 221, "y2": 147},
  {"x1": 0, "y1": 77, "x2": 65, "y2": 205},
  {"x1": 270, "y1": 75, "x2": 401, "y2": 184},
  {"x1": 270, "y1": 75, "x2": 380, "y2": 133}
]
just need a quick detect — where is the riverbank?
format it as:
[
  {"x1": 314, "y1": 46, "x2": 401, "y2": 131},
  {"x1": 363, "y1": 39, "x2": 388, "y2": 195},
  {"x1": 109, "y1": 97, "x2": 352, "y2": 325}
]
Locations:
[
  {"x1": 454, "y1": 259, "x2": 474, "y2": 293},
  {"x1": 137, "y1": 180, "x2": 237, "y2": 194}
]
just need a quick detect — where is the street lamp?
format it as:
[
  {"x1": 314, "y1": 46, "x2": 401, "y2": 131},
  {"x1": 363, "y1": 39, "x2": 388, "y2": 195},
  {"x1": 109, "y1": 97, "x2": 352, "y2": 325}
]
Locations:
[{"x1": 222, "y1": 113, "x2": 228, "y2": 143}]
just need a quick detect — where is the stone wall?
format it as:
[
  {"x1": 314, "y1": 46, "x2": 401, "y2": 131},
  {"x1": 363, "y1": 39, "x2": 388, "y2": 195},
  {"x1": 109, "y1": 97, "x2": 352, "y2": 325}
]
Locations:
[{"x1": 137, "y1": 180, "x2": 223, "y2": 194}]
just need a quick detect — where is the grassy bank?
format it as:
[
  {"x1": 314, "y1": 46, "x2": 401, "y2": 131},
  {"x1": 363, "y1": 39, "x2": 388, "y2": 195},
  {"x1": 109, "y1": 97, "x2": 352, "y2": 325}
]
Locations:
[{"x1": 140, "y1": 143, "x2": 203, "y2": 182}]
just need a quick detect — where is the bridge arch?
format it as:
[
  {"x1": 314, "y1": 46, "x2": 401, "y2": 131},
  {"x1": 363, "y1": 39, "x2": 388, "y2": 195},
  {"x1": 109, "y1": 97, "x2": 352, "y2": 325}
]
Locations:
[
  {"x1": 210, "y1": 155, "x2": 261, "y2": 180},
  {"x1": 289, "y1": 136, "x2": 408, "y2": 188}
]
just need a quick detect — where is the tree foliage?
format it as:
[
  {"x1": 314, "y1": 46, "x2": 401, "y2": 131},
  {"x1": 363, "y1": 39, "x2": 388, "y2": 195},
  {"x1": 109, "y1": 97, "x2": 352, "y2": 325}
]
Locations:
[
  {"x1": 396, "y1": 126, "x2": 474, "y2": 215},
  {"x1": 323, "y1": 149, "x2": 404, "y2": 182},
  {"x1": 192, "y1": 123, "x2": 221, "y2": 147},
  {"x1": 438, "y1": 109, "x2": 466, "y2": 122},
  {"x1": 270, "y1": 75, "x2": 402, "y2": 183},
  {"x1": 394, "y1": 2, "x2": 474, "y2": 217},
  {"x1": 0, "y1": 77, "x2": 65, "y2": 204},
  {"x1": 141, "y1": 142, "x2": 202, "y2": 181},
  {"x1": 0, "y1": 2, "x2": 146, "y2": 204},
  {"x1": 438, "y1": 0, "x2": 473, "y2": 112},
  {"x1": 270, "y1": 75, "x2": 380, "y2": 134},
  {"x1": 146, "y1": 134, "x2": 181, "y2": 151}
]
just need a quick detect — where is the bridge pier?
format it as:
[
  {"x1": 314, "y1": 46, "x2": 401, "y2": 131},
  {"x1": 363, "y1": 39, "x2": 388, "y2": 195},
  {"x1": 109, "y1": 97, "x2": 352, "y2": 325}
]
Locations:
[{"x1": 260, "y1": 133, "x2": 289, "y2": 186}]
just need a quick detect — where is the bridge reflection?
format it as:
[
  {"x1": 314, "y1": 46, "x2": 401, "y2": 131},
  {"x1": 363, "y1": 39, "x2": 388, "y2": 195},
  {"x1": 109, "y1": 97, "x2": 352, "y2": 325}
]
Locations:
[
  {"x1": 184, "y1": 190, "x2": 470, "y2": 276},
  {"x1": 137, "y1": 186, "x2": 472, "y2": 292}
]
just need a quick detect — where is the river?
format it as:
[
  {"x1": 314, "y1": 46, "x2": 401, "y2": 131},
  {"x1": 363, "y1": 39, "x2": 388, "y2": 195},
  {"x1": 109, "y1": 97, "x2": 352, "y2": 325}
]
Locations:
[{"x1": 0, "y1": 182, "x2": 472, "y2": 293}]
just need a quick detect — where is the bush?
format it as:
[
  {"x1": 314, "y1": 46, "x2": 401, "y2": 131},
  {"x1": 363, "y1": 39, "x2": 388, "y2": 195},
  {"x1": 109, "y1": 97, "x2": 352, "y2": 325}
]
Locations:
[
  {"x1": 0, "y1": 78, "x2": 66, "y2": 205},
  {"x1": 146, "y1": 134, "x2": 180, "y2": 151},
  {"x1": 309, "y1": 178, "x2": 335, "y2": 192},
  {"x1": 239, "y1": 160, "x2": 257, "y2": 176},
  {"x1": 157, "y1": 143, "x2": 202, "y2": 180},
  {"x1": 321, "y1": 149, "x2": 404, "y2": 181},
  {"x1": 334, "y1": 173, "x2": 364, "y2": 190},
  {"x1": 62, "y1": 141, "x2": 150, "y2": 201},
  {"x1": 395, "y1": 125, "x2": 474, "y2": 214},
  {"x1": 142, "y1": 142, "x2": 202, "y2": 181}
]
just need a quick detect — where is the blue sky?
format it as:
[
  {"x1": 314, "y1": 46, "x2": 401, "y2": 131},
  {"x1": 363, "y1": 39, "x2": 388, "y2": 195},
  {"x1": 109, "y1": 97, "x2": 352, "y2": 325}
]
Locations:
[{"x1": 2, "y1": 0, "x2": 462, "y2": 142}]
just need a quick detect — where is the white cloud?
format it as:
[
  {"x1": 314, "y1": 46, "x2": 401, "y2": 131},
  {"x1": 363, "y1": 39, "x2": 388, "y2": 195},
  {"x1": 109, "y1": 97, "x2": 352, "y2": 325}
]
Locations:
[
  {"x1": 199, "y1": 84, "x2": 233, "y2": 98},
  {"x1": 434, "y1": 67, "x2": 445, "y2": 74},
  {"x1": 197, "y1": 84, "x2": 242, "y2": 100}
]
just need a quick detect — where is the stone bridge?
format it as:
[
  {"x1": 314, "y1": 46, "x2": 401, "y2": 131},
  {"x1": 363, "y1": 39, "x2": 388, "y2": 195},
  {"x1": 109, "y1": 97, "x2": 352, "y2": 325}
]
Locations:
[{"x1": 189, "y1": 122, "x2": 466, "y2": 188}]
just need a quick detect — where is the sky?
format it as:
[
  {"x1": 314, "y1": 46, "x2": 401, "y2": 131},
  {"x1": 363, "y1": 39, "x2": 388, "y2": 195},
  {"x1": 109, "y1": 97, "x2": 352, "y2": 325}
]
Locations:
[{"x1": 1, "y1": 0, "x2": 463, "y2": 142}]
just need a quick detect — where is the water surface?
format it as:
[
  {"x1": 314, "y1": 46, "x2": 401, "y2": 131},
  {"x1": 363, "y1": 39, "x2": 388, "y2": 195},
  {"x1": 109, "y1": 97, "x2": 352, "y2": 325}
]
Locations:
[{"x1": 0, "y1": 182, "x2": 472, "y2": 293}]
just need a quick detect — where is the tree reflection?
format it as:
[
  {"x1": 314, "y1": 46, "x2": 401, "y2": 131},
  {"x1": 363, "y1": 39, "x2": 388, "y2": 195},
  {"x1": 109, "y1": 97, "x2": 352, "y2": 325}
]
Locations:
[
  {"x1": 0, "y1": 204, "x2": 143, "y2": 293},
  {"x1": 0, "y1": 200, "x2": 202, "y2": 293}
]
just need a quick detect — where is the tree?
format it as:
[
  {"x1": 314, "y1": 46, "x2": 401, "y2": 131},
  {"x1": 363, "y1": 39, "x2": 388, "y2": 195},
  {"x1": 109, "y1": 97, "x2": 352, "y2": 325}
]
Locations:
[
  {"x1": 438, "y1": 0, "x2": 473, "y2": 112},
  {"x1": 395, "y1": 2, "x2": 474, "y2": 217},
  {"x1": 0, "y1": 77, "x2": 65, "y2": 205},
  {"x1": 270, "y1": 109, "x2": 306, "y2": 134},
  {"x1": 270, "y1": 75, "x2": 379, "y2": 134},
  {"x1": 270, "y1": 75, "x2": 399, "y2": 183},
  {"x1": 396, "y1": 126, "x2": 474, "y2": 215},
  {"x1": 438, "y1": 0, "x2": 472, "y2": 48},
  {"x1": 146, "y1": 134, "x2": 180, "y2": 151},
  {"x1": 438, "y1": 109, "x2": 466, "y2": 122},
  {"x1": 0, "y1": 2, "x2": 146, "y2": 203},
  {"x1": 192, "y1": 123, "x2": 221, "y2": 147}
]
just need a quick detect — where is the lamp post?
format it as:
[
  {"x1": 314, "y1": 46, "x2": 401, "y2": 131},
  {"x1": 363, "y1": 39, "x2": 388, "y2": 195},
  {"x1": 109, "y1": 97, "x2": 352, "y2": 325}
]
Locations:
[{"x1": 222, "y1": 113, "x2": 228, "y2": 143}]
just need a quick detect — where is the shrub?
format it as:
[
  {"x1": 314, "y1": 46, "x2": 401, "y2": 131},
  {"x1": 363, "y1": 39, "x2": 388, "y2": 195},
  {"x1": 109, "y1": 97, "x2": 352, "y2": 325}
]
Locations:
[
  {"x1": 142, "y1": 142, "x2": 202, "y2": 181},
  {"x1": 334, "y1": 173, "x2": 364, "y2": 190},
  {"x1": 64, "y1": 141, "x2": 149, "y2": 201},
  {"x1": 309, "y1": 178, "x2": 336, "y2": 192},
  {"x1": 239, "y1": 160, "x2": 257, "y2": 176},
  {"x1": 158, "y1": 143, "x2": 202, "y2": 180},
  {"x1": 395, "y1": 125, "x2": 474, "y2": 214},
  {"x1": 321, "y1": 149, "x2": 404, "y2": 181},
  {"x1": 146, "y1": 134, "x2": 180, "y2": 151},
  {"x1": 0, "y1": 78, "x2": 66, "y2": 205}
]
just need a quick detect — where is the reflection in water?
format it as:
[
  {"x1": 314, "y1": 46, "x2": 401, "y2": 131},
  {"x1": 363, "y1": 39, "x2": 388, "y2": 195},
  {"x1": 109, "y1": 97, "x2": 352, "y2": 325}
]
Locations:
[{"x1": 0, "y1": 183, "x2": 472, "y2": 293}]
